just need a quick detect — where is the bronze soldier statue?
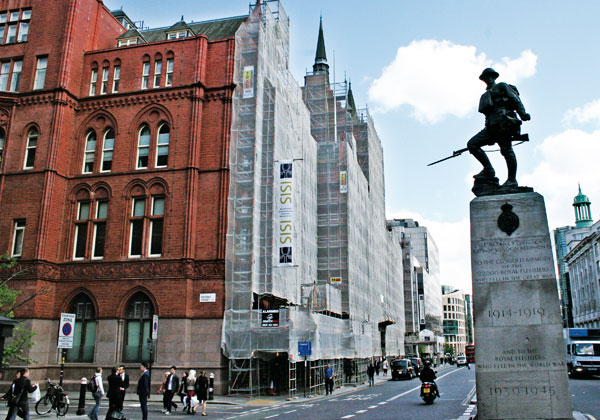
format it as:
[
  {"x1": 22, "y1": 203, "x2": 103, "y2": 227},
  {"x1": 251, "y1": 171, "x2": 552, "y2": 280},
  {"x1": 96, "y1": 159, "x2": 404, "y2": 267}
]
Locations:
[{"x1": 468, "y1": 68, "x2": 530, "y2": 189}]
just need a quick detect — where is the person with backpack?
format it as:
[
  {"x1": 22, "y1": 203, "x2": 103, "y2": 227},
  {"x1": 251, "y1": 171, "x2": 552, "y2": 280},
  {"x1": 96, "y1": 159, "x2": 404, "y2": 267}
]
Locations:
[{"x1": 88, "y1": 367, "x2": 104, "y2": 420}]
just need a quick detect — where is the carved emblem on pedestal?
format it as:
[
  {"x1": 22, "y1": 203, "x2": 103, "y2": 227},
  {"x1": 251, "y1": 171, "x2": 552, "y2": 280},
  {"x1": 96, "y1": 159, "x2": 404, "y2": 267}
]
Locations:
[{"x1": 497, "y1": 203, "x2": 519, "y2": 236}]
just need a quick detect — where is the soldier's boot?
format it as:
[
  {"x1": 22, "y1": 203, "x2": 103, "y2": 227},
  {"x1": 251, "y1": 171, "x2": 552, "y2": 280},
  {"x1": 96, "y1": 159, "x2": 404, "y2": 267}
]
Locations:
[
  {"x1": 474, "y1": 166, "x2": 495, "y2": 180},
  {"x1": 470, "y1": 147, "x2": 496, "y2": 179},
  {"x1": 501, "y1": 148, "x2": 518, "y2": 188}
]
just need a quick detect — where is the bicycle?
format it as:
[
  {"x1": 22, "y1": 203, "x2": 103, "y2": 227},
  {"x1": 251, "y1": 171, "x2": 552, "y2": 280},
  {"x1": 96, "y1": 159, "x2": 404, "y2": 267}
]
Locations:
[{"x1": 35, "y1": 379, "x2": 70, "y2": 416}]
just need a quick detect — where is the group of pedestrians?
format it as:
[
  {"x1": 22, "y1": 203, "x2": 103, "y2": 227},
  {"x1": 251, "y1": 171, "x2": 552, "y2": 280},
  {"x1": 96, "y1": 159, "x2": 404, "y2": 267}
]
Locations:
[
  {"x1": 87, "y1": 364, "x2": 129, "y2": 420},
  {"x1": 158, "y1": 366, "x2": 209, "y2": 416}
]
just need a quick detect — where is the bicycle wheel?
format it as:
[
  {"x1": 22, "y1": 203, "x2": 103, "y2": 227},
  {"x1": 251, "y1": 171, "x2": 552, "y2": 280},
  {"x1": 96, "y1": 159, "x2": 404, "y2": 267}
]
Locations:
[
  {"x1": 56, "y1": 400, "x2": 69, "y2": 416},
  {"x1": 35, "y1": 396, "x2": 52, "y2": 415}
]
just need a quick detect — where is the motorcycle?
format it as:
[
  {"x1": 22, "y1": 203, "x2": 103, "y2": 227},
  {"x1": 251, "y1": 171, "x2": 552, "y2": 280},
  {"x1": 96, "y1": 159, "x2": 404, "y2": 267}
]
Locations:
[{"x1": 420, "y1": 381, "x2": 437, "y2": 404}]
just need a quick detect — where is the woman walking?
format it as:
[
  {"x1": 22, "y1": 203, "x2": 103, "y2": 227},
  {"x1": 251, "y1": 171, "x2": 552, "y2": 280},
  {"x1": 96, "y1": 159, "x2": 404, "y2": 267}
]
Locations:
[
  {"x1": 185, "y1": 370, "x2": 197, "y2": 414},
  {"x1": 193, "y1": 371, "x2": 209, "y2": 416}
]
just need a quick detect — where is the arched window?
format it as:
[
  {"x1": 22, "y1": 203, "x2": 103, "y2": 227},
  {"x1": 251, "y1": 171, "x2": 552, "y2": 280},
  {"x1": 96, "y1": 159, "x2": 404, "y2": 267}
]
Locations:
[
  {"x1": 66, "y1": 293, "x2": 96, "y2": 362},
  {"x1": 0, "y1": 127, "x2": 5, "y2": 164},
  {"x1": 123, "y1": 292, "x2": 154, "y2": 362},
  {"x1": 136, "y1": 125, "x2": 150, "y2": 169},
  {"x1": 73, "y1": 188, "x2": 109, "y2": 260},
  {"x1": 83, "y1": 130, "x2": 96, "y2": 173},
  {"x1": 101, "y1": 129, "x2": 114, "y2": 172},
  {"x1": 155, "y1": 123, "x2": 169, "y2": 167},
  {"x1": 23, "y1": 128, "x2": 37, "y2": 169}
]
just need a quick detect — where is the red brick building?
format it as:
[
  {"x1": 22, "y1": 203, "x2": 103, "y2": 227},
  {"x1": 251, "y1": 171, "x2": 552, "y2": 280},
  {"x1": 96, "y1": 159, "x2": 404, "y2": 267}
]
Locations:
[{"x1": 0, "y1": 0, "x2": 246, "y2": 391}]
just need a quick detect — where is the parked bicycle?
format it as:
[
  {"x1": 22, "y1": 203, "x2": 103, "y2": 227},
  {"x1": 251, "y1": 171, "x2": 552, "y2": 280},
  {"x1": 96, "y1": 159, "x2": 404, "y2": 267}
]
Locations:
[{"x1": 35, "y1": 379, "x2": 69, "y2": 416}]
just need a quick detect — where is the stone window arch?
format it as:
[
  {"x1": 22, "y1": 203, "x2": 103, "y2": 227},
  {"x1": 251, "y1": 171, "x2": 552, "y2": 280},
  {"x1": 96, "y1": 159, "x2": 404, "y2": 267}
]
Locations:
[{"x1": 123, "y1": 291, "x2": 155, "y2": 362}]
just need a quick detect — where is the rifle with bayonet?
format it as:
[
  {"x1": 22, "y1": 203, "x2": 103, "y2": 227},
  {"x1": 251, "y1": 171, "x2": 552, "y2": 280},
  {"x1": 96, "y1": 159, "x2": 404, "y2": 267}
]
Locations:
[{"x1": 427, "y1": 133, "x2": 529, "y2": 167}]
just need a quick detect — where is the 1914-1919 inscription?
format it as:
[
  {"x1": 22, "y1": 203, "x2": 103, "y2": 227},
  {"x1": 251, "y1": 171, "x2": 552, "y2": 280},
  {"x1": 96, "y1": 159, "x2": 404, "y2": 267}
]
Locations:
[{"x1": 472, "y1": 235, "x2": 555, "y2": 283}]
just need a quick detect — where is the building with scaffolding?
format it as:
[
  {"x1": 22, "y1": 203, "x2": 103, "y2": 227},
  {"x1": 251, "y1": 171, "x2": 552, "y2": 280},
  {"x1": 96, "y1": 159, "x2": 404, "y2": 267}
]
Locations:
[
  {"x1": 0, "y1": 0, "x2": 405, "y2": 396},
  {"x1": 221, "y1": 4, "x2": 405, "y2": 396}
]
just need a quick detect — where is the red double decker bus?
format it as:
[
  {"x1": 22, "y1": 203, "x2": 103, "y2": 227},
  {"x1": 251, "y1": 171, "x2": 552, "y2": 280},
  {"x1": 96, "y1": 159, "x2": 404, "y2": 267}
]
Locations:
[{"x1": 466, "y1": 344, "x2": 475, "y2": 363}]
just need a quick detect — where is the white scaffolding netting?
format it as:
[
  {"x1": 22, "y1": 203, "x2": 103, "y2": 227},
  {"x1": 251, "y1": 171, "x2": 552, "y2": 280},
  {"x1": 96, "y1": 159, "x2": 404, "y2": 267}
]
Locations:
[{"x1": 222, "y1": 1, "x2": 405, "y2": 373}]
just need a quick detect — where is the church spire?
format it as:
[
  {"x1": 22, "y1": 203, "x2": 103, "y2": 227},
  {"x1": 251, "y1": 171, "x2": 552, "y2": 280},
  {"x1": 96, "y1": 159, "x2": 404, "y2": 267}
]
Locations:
[
  {"x1": 573, "y1": 183, "x2": 593, "y2": 228},
  {"x1": 313, "y1": 16, "x2": 329, "y2": 73}
]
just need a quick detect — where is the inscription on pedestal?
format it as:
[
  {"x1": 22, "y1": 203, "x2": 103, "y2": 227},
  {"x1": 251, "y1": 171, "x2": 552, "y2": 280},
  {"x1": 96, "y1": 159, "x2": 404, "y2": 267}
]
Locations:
[
  {"x1": 472, "y1": 235, "x2": 555, "y2": 283},
  {"x1": 471, "y1": 193, "x2": 572, "y2": 419}
]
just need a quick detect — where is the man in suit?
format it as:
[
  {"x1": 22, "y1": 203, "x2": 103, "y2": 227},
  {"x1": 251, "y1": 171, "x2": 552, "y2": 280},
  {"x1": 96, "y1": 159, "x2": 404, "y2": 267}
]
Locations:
[
  {"x1": 163, "y1": 366, "x2": 179, "y2": 415},
  {"x1": 117, "y1": 365, "x2": 129, "y2": 412},
  {"x1": 137, "y1": 362, "x2": 151, "y2": 420},
  {"x1": 105, "y1": 367, "x2": 122, "y2": 419}
]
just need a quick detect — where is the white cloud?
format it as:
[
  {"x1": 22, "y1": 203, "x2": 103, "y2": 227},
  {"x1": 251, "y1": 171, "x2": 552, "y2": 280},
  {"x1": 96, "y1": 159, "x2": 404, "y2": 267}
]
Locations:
[
  {"x1": 387, "y1": 209, "x2": 472, "y2": 294},
  {"x1": 563, "y1": 99, "x2": 600, "y2": 125},
  {"x1": 520, "y1": 128, "x2": 600, "y2": 229},
  {"x1": 368, "y1": 40, "x2": 537, "y2": 124}
]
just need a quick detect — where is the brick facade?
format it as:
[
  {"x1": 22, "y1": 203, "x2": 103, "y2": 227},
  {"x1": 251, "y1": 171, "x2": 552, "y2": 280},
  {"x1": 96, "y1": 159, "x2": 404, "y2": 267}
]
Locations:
[{"x1": 0, "y1": 0, "x2": 242, "y2": 392}]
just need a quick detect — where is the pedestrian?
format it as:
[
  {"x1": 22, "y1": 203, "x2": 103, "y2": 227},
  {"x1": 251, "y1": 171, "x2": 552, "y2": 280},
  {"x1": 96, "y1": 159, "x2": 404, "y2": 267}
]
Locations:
[
  {"x1": 325, "y1": 364, "x2": 335, "y2": 395},
  {"x1": 4, "y1": 368, "x2": 37, "y2": 420},
  {"x1": 159, "y1": 371, "x2": 169, "y2": 412},
  {"x1": 178, "y1": 371, "x2": 188, "y2": 408},
  {"x1": 382, "y1": 358, "x2": 388, "y2": 377},
  {"x1": 88, "y1": 367, "x2": 104, "y2": 420},
  {"x1": 106, "y1": 367, "x2": 122, "y2": 419},
  {"x1": 137, "y1": 362, "x2": 151, "y2": 420},
  {"x1": 375, "y1": 359, "x2": 380, "y2": 376},
  {"x1": 193, "y1": 371, "x2": 209, "y2": 416},
  {"x1": 117, "y1": 365, "x2": 129, "y2": 412},
  {"x1": 163, "y1": 366, "x2": 179, "y2": 415},
  {"x1": 367, "y1": 363, "x2": 375, "y2": 387},
  {"x1": 466, "y1": 358, "x2": 471, "y2": 370},
  {"x1": 185, "y1": 369, "x2": 197, "y2": 414}
]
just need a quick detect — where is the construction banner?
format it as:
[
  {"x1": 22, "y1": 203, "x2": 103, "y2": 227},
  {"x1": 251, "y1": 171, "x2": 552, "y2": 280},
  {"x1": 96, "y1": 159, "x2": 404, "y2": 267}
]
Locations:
[{"x1": 276, "y1": 160, "x2": 294, "y2": 266}]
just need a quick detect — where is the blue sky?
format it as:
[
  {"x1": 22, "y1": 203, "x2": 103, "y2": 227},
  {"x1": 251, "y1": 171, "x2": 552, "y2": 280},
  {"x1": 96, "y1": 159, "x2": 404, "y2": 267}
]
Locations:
[{"x1": 104, "y1": 0, "x2": 600, "y2": 292}]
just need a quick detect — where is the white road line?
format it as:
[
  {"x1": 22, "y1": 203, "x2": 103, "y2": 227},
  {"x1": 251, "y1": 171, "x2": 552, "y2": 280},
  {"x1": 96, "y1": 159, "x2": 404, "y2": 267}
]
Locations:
[
  {"x1": 378, "y1": 401, "x2": 387, "y2": 405},
  {"x1": 356, "y1": 409, "x2": 368, "y2": 413},
  {"x1": 341, "y1": 416, "x2": 355, "y2": 419},
  {"x1": 387, "y1": 366, "x2": 464, "y2": 402},
  {"x1": 283, "y1": 409, "x2": 297, "y2": 414},
  {"x1": 586, "y1": 416, "x2": 597, "y2": 420},
  {"x1": 265, "y1": 415, "x2": 280, "y2": 419},
  {"x1": 368, "y1": 405, "x2": 378, "y2": 409}
]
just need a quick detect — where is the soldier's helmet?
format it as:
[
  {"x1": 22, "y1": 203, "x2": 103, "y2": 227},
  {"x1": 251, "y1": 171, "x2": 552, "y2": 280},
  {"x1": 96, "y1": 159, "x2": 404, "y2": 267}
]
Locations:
[{"x1": 479, "y1": 68, "x2": 499, "y2": 81}]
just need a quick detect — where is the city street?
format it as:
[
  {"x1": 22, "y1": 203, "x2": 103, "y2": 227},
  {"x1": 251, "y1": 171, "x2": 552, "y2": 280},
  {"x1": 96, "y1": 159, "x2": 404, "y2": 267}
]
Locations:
[{"x1": 9, "y1": 368, "x2": 600, "y2": 419}]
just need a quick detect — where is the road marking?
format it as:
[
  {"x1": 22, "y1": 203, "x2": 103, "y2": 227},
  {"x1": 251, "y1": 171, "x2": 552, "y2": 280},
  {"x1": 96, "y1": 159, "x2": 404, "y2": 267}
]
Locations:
[
  {"x1": 368, "y1": 405, "x2": 378, "y2": 409},
  {"x1": 356, "y1": 409, "x2": 368, "y2": 413},
  {"x1": 378, "y1": 401, "x2": 387, "y2": 405},
  {"x1": 284, "y1": 410, "x2": 297, "y2": 414},
  {"x1": 387, "y1": 365, "x2": 464, "y2": 402},
  {"x1": 265, "y1": 415, "x2": 279, "y2": 419},
  {"x1": 586, "y1": 416, "x2": 597, "y2": 420},
  {"x1": 341, "y1": 416, "x2": 355, "y2": 419},
  {"x1": 462, "y1": 385, "x2": 476, "y2": 405}
]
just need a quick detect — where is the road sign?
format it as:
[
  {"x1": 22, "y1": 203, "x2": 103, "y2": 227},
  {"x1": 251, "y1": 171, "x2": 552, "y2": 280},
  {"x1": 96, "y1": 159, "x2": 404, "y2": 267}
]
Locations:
[
  {"x1": 298, "y1": 341, "x2": 312, "y2": 356},
  {"x1": 58, "y1": 313, "x2": 76, "y2": 349},
  {"x1": 152, "y1": 315, "x2": 159, "y2": 340},
  {"x1": 261, "y1": 309, "x2": 279, "y2": 327}
]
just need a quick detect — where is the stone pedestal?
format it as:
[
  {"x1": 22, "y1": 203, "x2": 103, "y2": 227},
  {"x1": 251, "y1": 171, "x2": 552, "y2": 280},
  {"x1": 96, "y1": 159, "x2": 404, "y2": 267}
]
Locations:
[{"x1": 471, "y1": 192, "x2": 572, "y2": 420}]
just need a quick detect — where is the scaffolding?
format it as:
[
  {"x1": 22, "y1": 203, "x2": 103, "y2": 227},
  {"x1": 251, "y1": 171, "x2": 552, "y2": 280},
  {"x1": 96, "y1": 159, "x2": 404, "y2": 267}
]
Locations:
[{"x1": 222, "y1": 0, "x2": 405, "y2": 397}]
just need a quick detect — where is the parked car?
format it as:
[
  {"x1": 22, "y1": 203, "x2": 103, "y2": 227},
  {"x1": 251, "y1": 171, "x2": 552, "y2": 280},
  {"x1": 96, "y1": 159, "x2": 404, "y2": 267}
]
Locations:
[
  {"x1": 409, "y1": 357, "x2": 423, "y2": 374},
  {"x1": 391, "y1": 358, "x2": 416, "y2": 380},
  {"x1": 456, "y1": 355, "x2": 468, "y2": 366}
]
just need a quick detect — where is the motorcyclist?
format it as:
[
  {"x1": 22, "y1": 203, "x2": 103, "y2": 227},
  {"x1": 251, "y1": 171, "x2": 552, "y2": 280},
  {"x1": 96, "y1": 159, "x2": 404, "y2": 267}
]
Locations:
[{"x1": 419, "y1": 360, "x2": 440, "y2": 397}]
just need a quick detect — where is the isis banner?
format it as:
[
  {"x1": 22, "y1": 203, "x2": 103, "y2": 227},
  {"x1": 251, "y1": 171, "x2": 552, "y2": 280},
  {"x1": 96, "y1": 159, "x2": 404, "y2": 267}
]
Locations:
[{"x1": 276, "y1": 160, "x2": 294, "y2": 266}]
